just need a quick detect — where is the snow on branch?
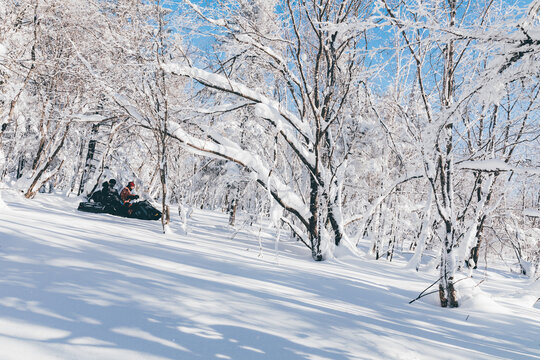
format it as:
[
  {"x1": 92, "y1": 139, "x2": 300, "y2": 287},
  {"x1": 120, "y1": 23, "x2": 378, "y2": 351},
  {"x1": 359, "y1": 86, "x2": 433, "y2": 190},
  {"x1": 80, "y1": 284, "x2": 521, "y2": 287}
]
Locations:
[
  {"x1": 183, "y1": 0, "x2": 227, "y2": 27},
  {"x1": 166, "y1": 121, "x2": 311, "y2": 226},
  {"x1": 458, "y1": 159, "x2": 512, "y2": 172},
  {"x1": 346, "y1": 173, "x2": 424, "y2": 244},
  {"x1": 457, "y1": 159, "x2": 540, "y2": 175},
  {"x1": 185, "y1": 103, "x2": 255, "y2": 115},
  {"x1": 523, "y1": 208, "x2": 540, "y2": 218},
  {"x1": 114, "y1": 94, "x2": 150, "y2": 124},
  {"x1": 164, "y1": 63, "x2": 316, "y2": 170},
  {"x1": 163, "y1": 64, "x2": 312, "y2": 140},
  {"x1": 233, "y1": 33, "x2": 301, "y2": 87},
  {"x1": 70, "y1": 114, "x2": 115, "y2": 123}
]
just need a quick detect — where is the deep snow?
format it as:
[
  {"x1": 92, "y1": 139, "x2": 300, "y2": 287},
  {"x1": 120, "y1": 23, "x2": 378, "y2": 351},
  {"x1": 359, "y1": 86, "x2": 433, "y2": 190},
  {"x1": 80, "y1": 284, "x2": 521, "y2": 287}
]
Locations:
[{"x1": 0, "y1": 191, "x2": 538, "y2": 360}]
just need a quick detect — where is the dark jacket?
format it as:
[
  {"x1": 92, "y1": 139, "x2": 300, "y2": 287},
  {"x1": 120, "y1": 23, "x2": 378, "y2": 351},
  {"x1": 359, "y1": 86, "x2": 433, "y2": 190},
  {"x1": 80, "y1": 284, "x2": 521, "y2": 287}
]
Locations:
[{"x1": 90, "y1": 182, "x2": 109, "y2": 203}]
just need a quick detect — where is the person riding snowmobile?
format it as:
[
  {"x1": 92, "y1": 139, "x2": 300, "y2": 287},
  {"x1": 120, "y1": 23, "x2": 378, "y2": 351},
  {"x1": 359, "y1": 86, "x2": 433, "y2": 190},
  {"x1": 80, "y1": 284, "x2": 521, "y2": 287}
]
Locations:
[
  {"x1": 120, "y1": 181, "x2": 139, "y2": 215},
  {"x1": 102, "y1": 179, "x2": 122, "y2": 214},
  {"x1": 90, "y1": 182, "x2": 109, "y2": 203},
  {"x1": 79, "y1": 180, "x2": 161, "y2": 220}
]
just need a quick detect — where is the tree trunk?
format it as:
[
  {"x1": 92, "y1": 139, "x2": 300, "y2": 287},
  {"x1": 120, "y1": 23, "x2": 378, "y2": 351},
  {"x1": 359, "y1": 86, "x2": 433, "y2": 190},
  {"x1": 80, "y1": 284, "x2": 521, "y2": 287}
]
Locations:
[
  {"x1": 327, "y1": 174, "x2": 345, "y2": 246},
  {"x1": 77, "y1": 124, "x2": 99, "y2": 196},
  {"x1": 440, "y1": 219, "x2": 459, "y2": 308},
  {"x1": 160, "y1": 153, "x2": 170, "y2": 233},
  {"x1": 328, "y1": 202, "x2": 343, "y2": 246},
  {"x1": 308, "y1": 174, "x2": 323, "y2": 261},
  {"x1": 228, "y1": 198, "x2": 238, "y2": 226},
  {"x1": 408, "y1": 185, "x2": 433, "y2": 270},
  {"x1": 25, "y1": 125, "x2": 70, "y2": 199}
]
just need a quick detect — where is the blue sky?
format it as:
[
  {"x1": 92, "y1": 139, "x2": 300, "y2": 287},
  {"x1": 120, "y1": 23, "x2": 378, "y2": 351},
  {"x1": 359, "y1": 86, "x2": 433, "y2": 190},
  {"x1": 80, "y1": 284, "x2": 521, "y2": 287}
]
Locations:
[{"x1": 164, "y1": 0, "x2": 534, "y2": 52}]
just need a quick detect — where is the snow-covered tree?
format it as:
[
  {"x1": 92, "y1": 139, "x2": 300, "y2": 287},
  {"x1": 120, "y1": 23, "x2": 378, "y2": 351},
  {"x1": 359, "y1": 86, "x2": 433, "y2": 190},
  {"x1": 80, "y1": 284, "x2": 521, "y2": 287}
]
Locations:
[
  {"x1": 380, "y1": 0, "x2": 539, "y2": 307},
  {"x1": 164, "y1": 0, "x2": 380, "y2": 260}
]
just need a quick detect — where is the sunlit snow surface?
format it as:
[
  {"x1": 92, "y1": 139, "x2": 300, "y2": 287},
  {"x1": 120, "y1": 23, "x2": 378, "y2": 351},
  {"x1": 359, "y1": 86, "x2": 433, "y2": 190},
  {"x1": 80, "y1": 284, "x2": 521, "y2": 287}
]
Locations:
[{"x1": 0, "y1": 191, "x2": 538, "y2": 360}]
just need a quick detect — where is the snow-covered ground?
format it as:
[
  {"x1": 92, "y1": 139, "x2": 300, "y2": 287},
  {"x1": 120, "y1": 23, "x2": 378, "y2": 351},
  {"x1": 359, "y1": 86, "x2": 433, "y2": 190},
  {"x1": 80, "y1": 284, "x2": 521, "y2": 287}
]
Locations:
[{"x1": 0, "y1": 191, "x2": 538, "y2": 360}]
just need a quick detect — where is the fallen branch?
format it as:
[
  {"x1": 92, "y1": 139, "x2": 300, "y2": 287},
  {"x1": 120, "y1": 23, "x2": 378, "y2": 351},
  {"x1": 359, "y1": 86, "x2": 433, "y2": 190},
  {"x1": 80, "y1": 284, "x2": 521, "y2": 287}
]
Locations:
[
  {"x1": 409, "y1": 276, "x2": 472, "y2": 305},
  {"x1": 409, "y1": 275, "x2": 443, "y2": 305}
]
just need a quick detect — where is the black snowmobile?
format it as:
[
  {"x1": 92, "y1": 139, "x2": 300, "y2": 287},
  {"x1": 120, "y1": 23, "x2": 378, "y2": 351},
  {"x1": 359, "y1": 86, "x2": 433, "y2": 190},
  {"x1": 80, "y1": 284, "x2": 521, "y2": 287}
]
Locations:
[{"x1": 77, "y1": 200, "x2": 162, "y2": 221}]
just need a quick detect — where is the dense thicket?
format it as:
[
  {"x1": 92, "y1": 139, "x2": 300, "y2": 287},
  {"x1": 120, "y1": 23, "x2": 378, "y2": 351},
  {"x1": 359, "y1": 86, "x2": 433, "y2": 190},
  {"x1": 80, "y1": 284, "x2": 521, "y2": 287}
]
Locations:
[{"x1": 1, "y1": 0, "x2": 538, "y2": 306}]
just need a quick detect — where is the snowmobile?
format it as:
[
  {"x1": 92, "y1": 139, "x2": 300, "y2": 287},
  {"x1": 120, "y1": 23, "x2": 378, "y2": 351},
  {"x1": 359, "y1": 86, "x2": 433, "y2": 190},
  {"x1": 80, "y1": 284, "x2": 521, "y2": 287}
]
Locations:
[{"x1": 77, "y1": 200, "x2": 162, "y2": 221}]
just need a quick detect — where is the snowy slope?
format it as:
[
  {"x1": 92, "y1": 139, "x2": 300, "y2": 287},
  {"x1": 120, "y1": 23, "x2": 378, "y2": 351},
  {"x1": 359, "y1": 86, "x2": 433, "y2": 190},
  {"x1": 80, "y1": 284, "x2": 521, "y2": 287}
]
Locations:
[{"x1": 0, "y1": 191, "x2": 539, "y2": 360}]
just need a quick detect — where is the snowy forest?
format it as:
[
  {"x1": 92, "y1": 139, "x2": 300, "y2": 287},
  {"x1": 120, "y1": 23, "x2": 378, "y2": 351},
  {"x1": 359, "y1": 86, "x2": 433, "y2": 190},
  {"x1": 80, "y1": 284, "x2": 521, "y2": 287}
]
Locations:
[{"x1": 0, "y1": 0, "x2": 539, "y2": 312}]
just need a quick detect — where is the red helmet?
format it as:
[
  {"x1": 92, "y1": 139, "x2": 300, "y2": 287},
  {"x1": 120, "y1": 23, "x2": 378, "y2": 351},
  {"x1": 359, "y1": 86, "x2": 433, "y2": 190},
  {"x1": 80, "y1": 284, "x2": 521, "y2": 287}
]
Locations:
[{"x1": 128, "y1": 181, "x2": 135, "y2": 188}]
